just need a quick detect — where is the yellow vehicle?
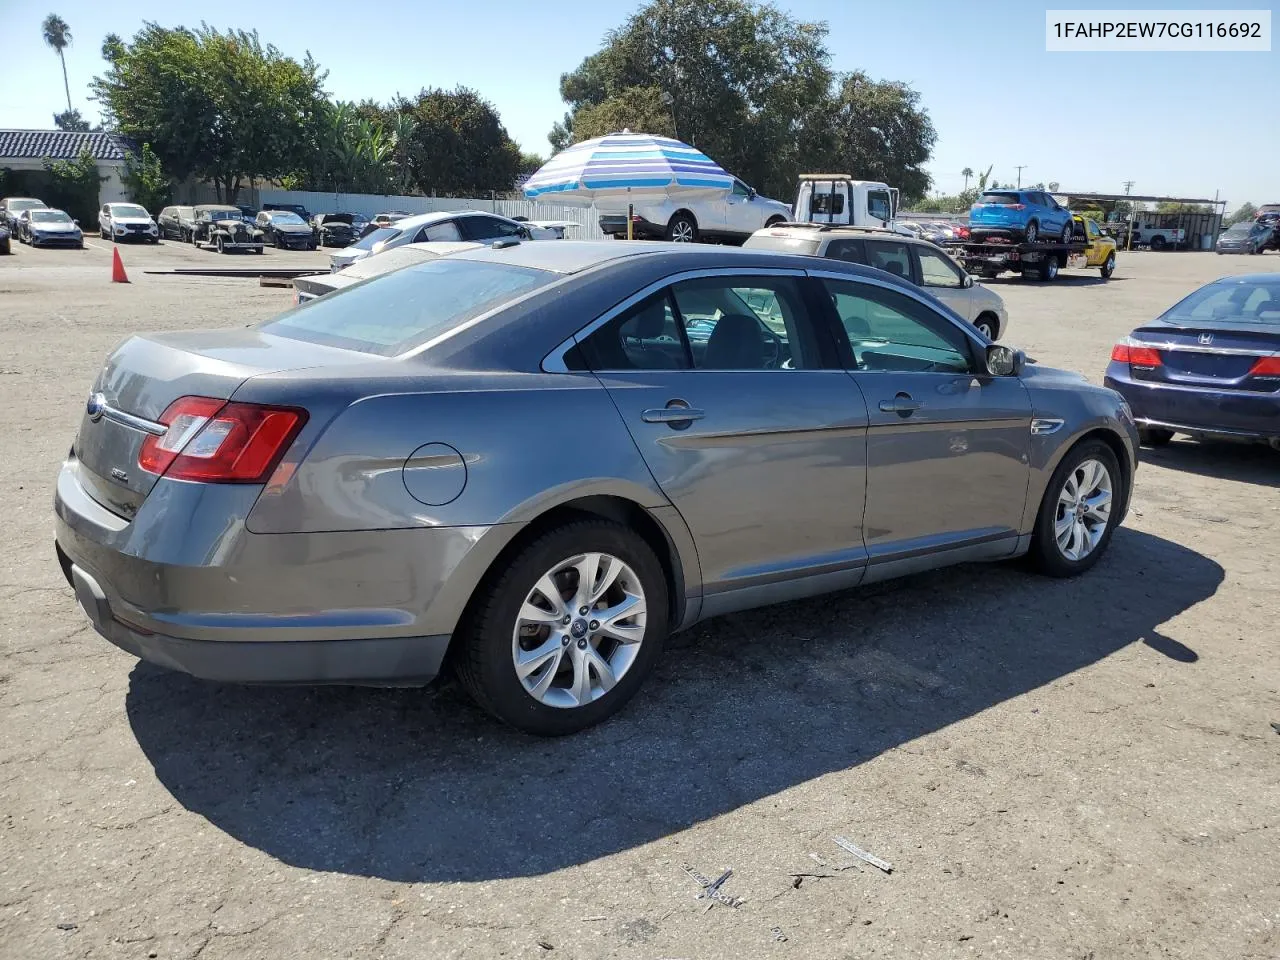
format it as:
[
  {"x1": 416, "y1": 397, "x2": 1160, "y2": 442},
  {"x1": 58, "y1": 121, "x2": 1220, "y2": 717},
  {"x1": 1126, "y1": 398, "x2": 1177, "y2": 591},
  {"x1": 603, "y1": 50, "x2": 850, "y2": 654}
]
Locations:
[{"x1": 1068, "y1": 215, "x2": 1118, "y2": 279}]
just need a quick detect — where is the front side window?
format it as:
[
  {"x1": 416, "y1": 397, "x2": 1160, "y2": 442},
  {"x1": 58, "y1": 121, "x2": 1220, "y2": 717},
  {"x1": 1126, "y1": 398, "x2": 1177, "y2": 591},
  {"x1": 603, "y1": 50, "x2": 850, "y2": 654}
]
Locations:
[
  {"x1": 915, "y1": 246, "x2": 964, "y2": 288},
  {"x1": 576, "y1": 276, "x2": 825, "y2": 372},
  {"x1": 458, "y1": 216, "x2": 523, "y2": 241},
  {"x1": 731, "y1": 179, "x2": 751, "y2": 197},
  {"x1": 823, "y1": 278, "x2": 973, "y2": 374},
  {"x1": 864, "y1": 240, "x2": 913, "y2": 281},
  {"x1": 1086, "y1": 220, "x2": 1099, "y2": 238},
  {"x1": 867, "y1": 190, "x2": 892, "y2": 222}
]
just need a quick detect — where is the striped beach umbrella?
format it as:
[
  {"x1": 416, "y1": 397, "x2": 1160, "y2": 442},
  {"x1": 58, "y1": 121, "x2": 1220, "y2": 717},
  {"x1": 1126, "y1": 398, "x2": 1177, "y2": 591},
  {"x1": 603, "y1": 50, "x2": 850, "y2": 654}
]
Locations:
[{"x1": 522, "y1": 130, "x2": 733, "y2": 205}]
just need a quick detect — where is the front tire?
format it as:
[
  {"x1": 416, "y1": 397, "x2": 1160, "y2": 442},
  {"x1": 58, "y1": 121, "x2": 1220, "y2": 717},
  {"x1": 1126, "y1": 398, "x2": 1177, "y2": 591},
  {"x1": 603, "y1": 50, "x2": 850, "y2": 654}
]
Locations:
[
  {"x1": 1100, "y1": 252, "x2": 1116, "y2": 279},
  {"x1": 215, "y1": 236, "x2": 226, "y2": 254},
  {"x1": 974, "y1": 313, "x2": 998, "y2": 339},
  {"x1": 1030, "y1": 439, "x2": 1123, "y2": 577},
  {"x1": 1060, "y1": 221, "x2": 1073, "y2": 243},
  {"x1": 454, "y1": 519, "x2": 669, "y2": 735},
  {"x1": 666, "y1": 212, "x2": 698, "y2": 243}
]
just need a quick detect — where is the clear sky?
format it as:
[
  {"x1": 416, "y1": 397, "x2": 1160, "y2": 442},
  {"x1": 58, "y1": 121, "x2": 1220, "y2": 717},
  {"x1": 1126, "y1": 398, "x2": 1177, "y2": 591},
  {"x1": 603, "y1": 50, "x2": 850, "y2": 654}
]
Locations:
[{"x1": 1, "y1": 0, "x2": 1275, "y2": 208}]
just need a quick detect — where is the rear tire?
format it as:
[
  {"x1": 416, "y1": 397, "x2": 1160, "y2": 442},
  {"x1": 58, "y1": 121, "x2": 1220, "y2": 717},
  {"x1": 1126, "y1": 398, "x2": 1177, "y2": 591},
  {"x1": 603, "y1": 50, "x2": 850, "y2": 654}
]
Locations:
[
  {"x1": 666, "y1": 212, "x2": 698, "y2": 243},
  {"x1": 1138, "y1": 427, "x2": 1174, "y2": 447},
  {"x1": 1150, "y1": 235, "x2": 1167, "y2": 251},
  {"x1": 1030, "y1": 439, "x2": 1123, "y2": 578},
  {"x1": 1039, "y1": 256, "x2": 1059, "y2": 281},
  {"x1": 1024, "y1": 220, "x2": 1039, "y2": 244},
  {"x1": 454, "y1": 519, "x2": 669, "y2": 735}
]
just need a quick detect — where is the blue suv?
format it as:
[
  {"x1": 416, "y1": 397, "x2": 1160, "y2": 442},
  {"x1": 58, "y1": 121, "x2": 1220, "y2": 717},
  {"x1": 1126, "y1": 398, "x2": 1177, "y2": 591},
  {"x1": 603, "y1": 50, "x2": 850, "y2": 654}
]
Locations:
[{"x1": 969, "y1": 190, "x2": 1073, "y2": 244}]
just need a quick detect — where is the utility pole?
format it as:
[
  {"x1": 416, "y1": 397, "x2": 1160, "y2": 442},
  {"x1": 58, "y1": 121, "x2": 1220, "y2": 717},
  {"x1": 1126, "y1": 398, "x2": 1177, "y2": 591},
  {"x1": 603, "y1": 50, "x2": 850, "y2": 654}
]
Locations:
[
  {"x1": 1014, "y1": 165, "x2": 1026, "y2": 188},
  {"x1": 1122, "y1": 180, "x2": 1134, "y2": 195}
]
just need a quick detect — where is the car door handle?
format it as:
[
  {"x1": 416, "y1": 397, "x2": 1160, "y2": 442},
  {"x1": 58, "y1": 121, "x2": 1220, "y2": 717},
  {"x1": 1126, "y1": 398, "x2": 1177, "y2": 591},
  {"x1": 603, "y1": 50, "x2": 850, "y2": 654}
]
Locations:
[
  {"x1": 879, "y1": 394, "x2": 922, "y2": 414},
  {"x1": 642, "y1": 404, "x2": 705, "y2": 426}
]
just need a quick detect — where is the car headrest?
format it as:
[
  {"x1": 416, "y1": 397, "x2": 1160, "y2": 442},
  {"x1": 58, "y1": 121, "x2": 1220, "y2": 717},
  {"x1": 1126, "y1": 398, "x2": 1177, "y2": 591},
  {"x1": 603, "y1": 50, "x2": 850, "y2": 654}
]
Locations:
[{"x1": 630, "y1": 302, "x2": 668, "y2": 339}]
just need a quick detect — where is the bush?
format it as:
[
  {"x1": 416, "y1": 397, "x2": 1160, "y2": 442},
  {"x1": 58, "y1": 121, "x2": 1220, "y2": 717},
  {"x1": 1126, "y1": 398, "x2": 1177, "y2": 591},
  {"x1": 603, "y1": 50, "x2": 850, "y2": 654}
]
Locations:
[
  {"x1": 123, "y1": 143, "x2": 171, "y2": 213},
  {"x1": 42, "y1": 149, "x2": 104, "y2": 225}
]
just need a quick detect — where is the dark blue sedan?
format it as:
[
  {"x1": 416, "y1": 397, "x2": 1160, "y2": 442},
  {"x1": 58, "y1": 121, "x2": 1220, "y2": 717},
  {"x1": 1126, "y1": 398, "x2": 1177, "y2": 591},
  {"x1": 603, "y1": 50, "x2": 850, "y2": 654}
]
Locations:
[{"x1": 1104, "y1": 274, "x2": 1280, "y2": 449}]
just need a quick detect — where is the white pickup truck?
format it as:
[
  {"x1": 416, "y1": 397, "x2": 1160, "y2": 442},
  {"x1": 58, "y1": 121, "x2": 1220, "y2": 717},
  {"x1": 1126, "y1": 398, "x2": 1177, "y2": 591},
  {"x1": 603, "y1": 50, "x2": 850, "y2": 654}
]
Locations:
[
  {"x1": 1124, "y1": 220, "x2": 1185, "y2": 250},
  {"x1": 791, "y1": 174, "x2": 900, "y2": 229}
]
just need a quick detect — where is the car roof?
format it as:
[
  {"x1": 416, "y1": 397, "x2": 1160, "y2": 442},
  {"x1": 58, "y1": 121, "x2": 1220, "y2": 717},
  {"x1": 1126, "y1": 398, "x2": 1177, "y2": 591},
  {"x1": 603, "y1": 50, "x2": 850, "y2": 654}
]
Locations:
[
  {"x1": 195, "y1": 203, "x2": 240, "y2": 210},
  {"x1": 388, "y1": 210, "x2": 503, "y2": 231},
  {"x1": 1209, "y1": 273, "x2": 1280, "y2": 285},
  {"x1": 750, "y1": 223, "x2": 938, "y2": 247}
]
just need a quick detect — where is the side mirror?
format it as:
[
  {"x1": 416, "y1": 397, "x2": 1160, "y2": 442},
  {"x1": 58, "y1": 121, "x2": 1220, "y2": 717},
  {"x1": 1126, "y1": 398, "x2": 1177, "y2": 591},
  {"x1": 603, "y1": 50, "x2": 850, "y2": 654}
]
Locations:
[
  {"x1": 985, "y1": 344, "x2": 1025, "y2": 376},
  {"x1": 748, "y1": 188, "x2": 757, "y2": 200},
  {"x1": 962, "y1": 274, "x2": 974, "y2": 288}
]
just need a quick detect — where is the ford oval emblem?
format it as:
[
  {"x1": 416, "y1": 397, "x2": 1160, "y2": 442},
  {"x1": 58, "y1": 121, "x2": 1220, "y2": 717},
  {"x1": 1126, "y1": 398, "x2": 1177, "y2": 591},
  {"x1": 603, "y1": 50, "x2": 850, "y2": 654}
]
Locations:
[{"x1": 86, "y1": 392, "x2": 107, "y2": 421}]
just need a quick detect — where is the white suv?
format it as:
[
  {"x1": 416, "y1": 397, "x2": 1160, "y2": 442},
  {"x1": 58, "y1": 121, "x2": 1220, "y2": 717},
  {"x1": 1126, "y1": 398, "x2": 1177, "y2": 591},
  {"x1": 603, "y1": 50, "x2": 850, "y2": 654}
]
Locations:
[
  {"x1": 99, "y1": 202, "x2": 159, "y2": 243},
  {"x1": 744, "y1": 224, "x2": 1009, "y2": 340},
  {"x1": 598, "y1": 177, "x2": 792, "y2": 243}
]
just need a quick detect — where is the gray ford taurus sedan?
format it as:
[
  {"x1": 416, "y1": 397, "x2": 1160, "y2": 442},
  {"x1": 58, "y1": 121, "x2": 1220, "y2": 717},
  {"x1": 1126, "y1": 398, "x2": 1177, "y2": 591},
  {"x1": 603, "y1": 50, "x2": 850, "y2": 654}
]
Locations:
[{"x1": 55, "y1": 241, "x2": 1138, "y2": 735}]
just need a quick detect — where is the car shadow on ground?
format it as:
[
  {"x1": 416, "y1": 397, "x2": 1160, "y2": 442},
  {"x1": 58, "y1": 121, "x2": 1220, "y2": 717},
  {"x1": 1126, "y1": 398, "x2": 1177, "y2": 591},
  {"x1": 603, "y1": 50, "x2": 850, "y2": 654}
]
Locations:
[
  {"x1": 1142, "y1": 438, "x2": 1279, "y2": 489},
  {"x1": 126, "y1": 528, "x2": 1221, "y2": 884}
]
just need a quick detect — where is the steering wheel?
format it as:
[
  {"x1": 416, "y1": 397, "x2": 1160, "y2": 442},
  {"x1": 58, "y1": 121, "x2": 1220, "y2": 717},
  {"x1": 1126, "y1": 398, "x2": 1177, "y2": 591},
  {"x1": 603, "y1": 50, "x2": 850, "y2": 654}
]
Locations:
[{"x1": 760, "y1": 328, "x2": 784, "y2": 369}]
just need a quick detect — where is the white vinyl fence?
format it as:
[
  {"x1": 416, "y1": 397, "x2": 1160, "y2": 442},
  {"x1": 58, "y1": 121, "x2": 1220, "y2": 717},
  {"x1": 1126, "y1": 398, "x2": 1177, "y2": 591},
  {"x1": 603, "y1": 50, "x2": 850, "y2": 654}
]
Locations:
[{"x1": 256, "y1": 189, "x2": 606, "y2": 239}]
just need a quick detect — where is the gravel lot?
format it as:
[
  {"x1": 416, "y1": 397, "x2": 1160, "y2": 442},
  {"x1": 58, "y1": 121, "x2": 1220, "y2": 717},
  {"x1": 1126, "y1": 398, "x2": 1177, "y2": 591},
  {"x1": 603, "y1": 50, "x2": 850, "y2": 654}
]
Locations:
[{"x1": 2, "y1": 239, "x2": 1278, "y2": 960}]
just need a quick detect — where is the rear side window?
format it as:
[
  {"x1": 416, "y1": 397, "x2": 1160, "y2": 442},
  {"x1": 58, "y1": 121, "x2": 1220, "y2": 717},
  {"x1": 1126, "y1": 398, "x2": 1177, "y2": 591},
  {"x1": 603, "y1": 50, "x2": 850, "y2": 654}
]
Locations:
[
  {"x1": 261, "y1": 259, "x2": 555, "y2": 356},
  {"x1": 978, "y1": 192, "x2": 1021, "y2": 206},
  {"x1": 742, "y1": 234, "x2": 820, "y2": 255},
  {"x1": 864, "y1": 240, "x2": 913, "y2": 281},
  {"x1": 824, "y1": 238, "x2": 865, "y2": 263}
]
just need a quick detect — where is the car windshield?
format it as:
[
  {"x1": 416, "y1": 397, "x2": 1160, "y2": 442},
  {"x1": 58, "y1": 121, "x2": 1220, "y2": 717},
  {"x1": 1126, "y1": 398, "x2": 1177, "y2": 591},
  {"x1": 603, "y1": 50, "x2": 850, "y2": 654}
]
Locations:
[
  {"x1": 350, "y1": 227, "x2": 400, "y2": 251},
  {"x1": 201, "y1": 209, "x2": 240, "y2": 220},
  {"x1": 270, "y1": 212, "x2": 306, "y2": 225},
  {"x1": 110, "y1": 204, "x2": 150, "y2": 218},
  {"x1": 1160, "y1": 280, "x2": 1280, "y2": 325},
  {"x1": 261, "y1": 259, "x2": 555, "y2": 356},
  {"x1": 31, "y1": 210, "x2": 72, "y2": 223},
  {"x1": 978, "y1": 192, "x2": 1021, "y2": 205},
  {"x1": 8, "y1": 199, "x2": 46, "y2": 213}
]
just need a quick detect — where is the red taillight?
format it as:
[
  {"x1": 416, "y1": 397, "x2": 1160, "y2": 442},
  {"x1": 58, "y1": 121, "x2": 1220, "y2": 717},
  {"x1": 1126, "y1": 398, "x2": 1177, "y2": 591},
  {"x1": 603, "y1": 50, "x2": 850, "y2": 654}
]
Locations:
[
  {"x1": 1248, "y1": 355, "x2": 1280, "y2": 376},
  {"x1": 1011, "y1": 204, "x2": 1026, "y2": 211},
  {"x1": 1111, "y1": 340, "x2": 1162, "y2": 368},
  {"x1": 138, "y1": 396, "x2": 307, "y2": 484}
]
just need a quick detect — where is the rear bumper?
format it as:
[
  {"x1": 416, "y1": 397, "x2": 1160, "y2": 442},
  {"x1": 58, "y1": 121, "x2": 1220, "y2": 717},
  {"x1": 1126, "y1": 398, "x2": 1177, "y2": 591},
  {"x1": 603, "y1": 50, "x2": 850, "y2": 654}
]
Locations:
[
  {"x1": 53, "y1": 456, "x2": 514, "y2": 684},
  {"x1": 1104, "y1": 368, "x2": 1280, "y2": 441}
]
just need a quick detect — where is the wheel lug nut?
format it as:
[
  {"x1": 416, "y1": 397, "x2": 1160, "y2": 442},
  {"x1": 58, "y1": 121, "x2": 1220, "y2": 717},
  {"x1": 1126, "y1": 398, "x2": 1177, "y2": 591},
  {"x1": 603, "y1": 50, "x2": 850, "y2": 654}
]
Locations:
[
  {"x1": 561, "y1": 614, "x2": 572, "y2": 625},
  {"x1": 579, "y1": 606, "x2": 589, "y2": 615},
  {"x1": 576, "y1": 637, "x2": 588, "y2": 649},
  {"x1": 561, "y1": 635, "x2": 570, "y2": 646},
  {"x1": 589, "y1": 620, "x2": 600, "y2": 631}
]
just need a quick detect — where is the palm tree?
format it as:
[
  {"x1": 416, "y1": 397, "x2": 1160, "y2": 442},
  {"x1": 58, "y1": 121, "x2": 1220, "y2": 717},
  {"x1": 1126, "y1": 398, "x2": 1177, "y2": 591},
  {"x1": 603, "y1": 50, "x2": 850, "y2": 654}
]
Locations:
[
  {"x1": 961, "y1": 167, "x2": 974, "y2": 191},
  {"x1": 42, "y1": 14, "x2": 73, "y2": 114}
]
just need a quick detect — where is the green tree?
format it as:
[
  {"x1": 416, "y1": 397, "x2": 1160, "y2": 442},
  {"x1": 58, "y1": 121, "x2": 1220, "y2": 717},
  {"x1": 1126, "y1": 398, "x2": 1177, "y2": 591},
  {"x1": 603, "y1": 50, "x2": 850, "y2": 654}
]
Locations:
[
  {"x1": 92, "y1": 24, "x2": 328, "y2": 203},
  {"x1": 122, "y1": 142, "x2": 171, "y2": 212},
  {"x1": 961, "y1": 167, "x2": 973, "y2": 191},
  {"x1": 53, "y1": 108, "x2": 90, "y2": 131},
  {"x1": 1224, "y1": 202, "x2": 1257, "y2": 225},
  {"x1": 395, "y1": 87, "x2": 522, "y2": 195},
  {"x1": 553, "y1": 0, "x2": 935, "y2": 200},
  {"x1": 42, "y1": 14, "x2": 73, "y2": 114},
  {"x1": 570, "y1": 85, "x2": 676, "y2": 141},
  {"x1": 815, "y1": 71, "x2": 936, "y2": 202}
]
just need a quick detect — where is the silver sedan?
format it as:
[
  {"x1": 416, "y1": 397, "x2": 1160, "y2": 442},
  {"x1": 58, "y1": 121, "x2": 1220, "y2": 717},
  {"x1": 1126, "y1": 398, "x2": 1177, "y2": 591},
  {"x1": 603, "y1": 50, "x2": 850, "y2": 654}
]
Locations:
[{"x1": 55, "y1": 242, "x2": 1138, "y2": 734}]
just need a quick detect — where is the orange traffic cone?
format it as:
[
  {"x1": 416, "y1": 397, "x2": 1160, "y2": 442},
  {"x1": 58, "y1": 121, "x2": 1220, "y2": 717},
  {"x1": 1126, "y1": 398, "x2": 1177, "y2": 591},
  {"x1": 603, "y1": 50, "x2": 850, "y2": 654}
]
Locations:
[{"x1": 111, "y1": 247, "x2": 129, "y2": 283}]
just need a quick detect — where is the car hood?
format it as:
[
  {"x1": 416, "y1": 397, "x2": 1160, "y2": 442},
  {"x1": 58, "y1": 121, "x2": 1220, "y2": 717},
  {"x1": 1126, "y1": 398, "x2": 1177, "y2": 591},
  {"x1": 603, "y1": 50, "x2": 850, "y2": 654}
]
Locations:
[
  {"x1": 112, "y1": 216, "x2": 154, "y2": 226},
  {"x1": 275, "y1": 223, "x2": 313, "y2": 233}
]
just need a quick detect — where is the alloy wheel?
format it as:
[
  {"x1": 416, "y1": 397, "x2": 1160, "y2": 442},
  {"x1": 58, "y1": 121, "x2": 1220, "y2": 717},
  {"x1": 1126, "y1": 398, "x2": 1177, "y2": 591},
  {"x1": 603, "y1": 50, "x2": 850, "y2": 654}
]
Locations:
[
  {"x1": 511, "y1": 552, "x2": 647, "y2": 709},
  {"x1": 1054, "y1": 458, "x2": 1113, "y2": 562},
  {"x1": 670, "y1": 219, "x2": 694, "y2": 242}
]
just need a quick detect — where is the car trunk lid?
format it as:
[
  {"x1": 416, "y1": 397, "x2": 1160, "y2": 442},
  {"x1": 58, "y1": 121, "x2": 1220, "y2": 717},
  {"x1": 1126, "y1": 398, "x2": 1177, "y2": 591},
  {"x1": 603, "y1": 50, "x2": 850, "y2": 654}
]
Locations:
[
  {"x1": 1128, "y1": 323, "x2": 1280, "y2": 391},
  {"x1": 74, "y1": 329, "x2": 371, "y2": 518}
]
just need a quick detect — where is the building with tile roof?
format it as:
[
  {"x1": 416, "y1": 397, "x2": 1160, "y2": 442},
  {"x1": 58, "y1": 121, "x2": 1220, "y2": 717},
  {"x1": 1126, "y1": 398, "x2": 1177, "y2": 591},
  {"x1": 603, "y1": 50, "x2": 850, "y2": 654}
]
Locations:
[{"x1": 0, "y1": 130, "x2": 139, "y2": 209}]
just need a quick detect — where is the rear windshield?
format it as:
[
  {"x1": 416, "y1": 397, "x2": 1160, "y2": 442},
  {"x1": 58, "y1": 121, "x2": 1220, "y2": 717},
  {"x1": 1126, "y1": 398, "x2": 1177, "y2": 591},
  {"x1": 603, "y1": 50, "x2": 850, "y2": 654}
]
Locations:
[
  {"x1": 351, "y1": 227, "x2": 399, "y2": 251},
  {"x1": 742, "y1": 234, "x2": 821, "y2": 255},
  {"x1": 1160, "y1": 281, "x2": 1280, "y2": 325},
  {"x1": 261, "y1": 258, "x2": 555, "y2": 355},
  {"x1": 978, "y1": 192, "x2": 1021, "y2": 205}
]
